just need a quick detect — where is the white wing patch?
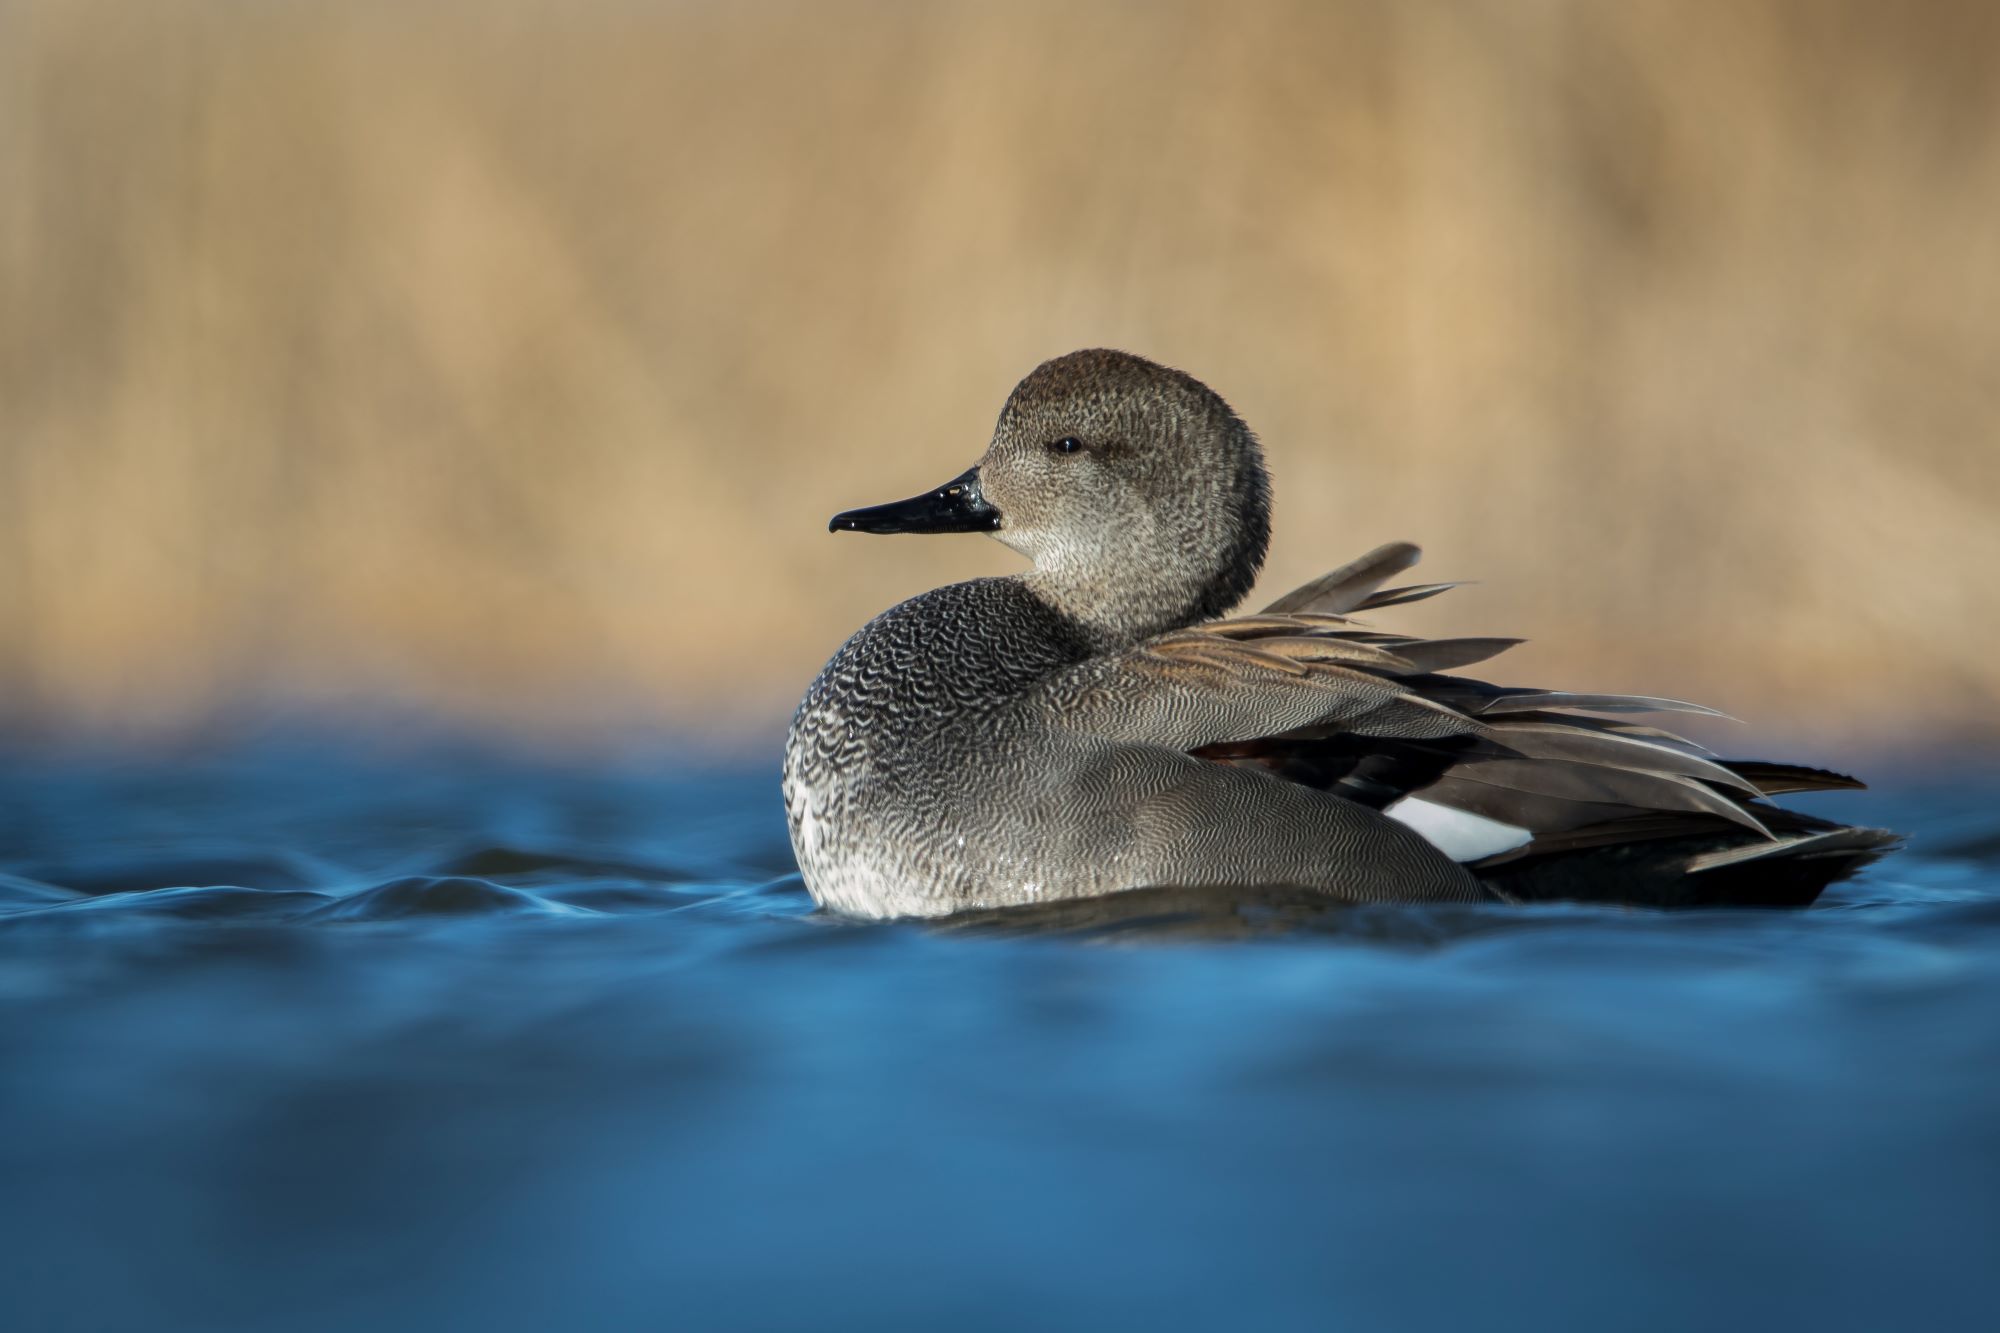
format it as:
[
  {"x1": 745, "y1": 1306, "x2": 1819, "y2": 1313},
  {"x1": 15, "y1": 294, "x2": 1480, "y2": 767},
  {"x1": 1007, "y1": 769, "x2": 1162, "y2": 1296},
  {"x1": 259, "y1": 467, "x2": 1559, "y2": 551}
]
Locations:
[{"x1": 1385, "y1": 796, "x2": 1532, "y2": 863}]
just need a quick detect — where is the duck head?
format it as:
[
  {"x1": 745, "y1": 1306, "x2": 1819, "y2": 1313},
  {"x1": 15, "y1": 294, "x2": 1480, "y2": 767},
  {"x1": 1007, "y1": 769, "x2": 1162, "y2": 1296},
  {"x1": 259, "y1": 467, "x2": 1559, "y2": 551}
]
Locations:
[{"x1": 831, "y1": 349, "x2": 1271, "y2": 647}]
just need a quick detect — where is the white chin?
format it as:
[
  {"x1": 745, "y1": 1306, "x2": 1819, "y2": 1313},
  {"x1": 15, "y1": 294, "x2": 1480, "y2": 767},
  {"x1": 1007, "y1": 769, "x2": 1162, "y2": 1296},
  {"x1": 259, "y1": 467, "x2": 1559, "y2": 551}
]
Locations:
[{"x1": 990, "y1": 525, "x2": 1035, "y2": 557}]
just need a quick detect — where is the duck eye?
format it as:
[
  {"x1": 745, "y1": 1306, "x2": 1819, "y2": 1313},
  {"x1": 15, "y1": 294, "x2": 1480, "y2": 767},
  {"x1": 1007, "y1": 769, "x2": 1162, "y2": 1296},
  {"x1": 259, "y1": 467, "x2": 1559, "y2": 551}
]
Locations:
[{"x1": 1049, "y1": 436, "x2": 1084, "y2": 455}]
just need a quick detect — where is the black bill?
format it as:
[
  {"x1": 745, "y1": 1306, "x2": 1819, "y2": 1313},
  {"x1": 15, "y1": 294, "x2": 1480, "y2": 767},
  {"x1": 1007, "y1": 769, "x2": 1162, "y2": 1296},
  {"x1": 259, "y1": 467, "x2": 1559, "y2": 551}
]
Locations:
[{"x1": 829, "y1": 467, "x2": 1001, "y2": 535}]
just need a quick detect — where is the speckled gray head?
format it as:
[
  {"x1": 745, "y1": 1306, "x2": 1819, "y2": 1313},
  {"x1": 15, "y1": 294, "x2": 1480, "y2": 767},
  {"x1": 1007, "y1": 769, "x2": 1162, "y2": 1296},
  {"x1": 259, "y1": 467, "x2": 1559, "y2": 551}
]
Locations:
[{"x1": 830, "y1": 349, "x2": 1271, "y2": 647}]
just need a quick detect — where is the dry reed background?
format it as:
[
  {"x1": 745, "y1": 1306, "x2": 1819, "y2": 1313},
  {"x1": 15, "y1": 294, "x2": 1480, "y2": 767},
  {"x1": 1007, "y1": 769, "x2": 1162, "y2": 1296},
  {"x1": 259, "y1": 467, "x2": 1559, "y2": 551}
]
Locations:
[{"x1": 2, "y1": 0, "x2": 1996, "y2": 755}]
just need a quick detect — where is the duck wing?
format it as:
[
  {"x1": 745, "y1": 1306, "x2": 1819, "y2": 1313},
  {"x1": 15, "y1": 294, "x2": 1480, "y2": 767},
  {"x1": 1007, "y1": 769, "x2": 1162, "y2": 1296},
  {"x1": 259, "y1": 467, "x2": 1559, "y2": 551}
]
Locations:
[
  {"x1": 1035, "y1": 543, "x2": 1894, "y2": 903},
  {"x1": 1022, "y1": 616, "x2": 1475, "y2": 754}
]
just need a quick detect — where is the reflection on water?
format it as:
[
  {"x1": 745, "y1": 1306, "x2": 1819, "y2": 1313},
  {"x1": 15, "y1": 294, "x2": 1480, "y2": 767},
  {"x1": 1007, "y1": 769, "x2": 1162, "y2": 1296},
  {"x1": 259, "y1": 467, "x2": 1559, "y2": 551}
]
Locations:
[{"x1": 3, "y1": 742, "x2": 1998, "y2": 1332}]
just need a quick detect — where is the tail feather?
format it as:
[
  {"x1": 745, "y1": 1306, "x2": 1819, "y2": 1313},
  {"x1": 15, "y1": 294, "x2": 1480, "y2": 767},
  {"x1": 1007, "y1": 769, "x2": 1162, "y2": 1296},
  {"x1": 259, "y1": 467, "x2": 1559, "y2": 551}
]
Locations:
[
  {"x1": 1479, "y1": 822, "x2": 1900, "y2": 908},
  {"x1": 1686, "y1": 825, "x2": 1902, "y2": 874}
]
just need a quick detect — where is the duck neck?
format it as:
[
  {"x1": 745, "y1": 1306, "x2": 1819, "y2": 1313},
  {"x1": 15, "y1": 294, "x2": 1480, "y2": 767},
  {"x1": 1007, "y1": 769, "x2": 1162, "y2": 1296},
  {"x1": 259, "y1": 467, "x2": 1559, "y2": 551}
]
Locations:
[
  {"x1": 1021, "y1": 567, "x2": 1209, "y2": 653},
  {"x1": 1022, "y1": 538, "x2": 1262, "y2": 652}
]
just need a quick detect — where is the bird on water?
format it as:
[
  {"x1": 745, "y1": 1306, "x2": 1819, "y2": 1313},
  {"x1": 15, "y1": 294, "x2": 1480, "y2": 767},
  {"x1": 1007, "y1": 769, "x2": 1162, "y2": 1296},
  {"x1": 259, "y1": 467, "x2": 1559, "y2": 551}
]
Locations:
[{"x1": 783, "y1": 349, "x2": 1896, "y2": 920}]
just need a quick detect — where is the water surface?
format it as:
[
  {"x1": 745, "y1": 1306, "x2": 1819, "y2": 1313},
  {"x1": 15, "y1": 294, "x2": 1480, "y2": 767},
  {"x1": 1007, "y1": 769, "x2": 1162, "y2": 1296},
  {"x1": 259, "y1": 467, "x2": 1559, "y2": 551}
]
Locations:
[{"x1": 3, "y1": 742, "x2": 1997, "y2": 1331}]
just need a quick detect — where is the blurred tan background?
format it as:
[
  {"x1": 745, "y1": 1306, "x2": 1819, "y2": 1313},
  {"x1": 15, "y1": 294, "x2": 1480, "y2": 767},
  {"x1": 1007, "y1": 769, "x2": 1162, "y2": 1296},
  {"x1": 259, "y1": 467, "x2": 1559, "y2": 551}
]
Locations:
[{"x1": 2, "y1": 0, "x2": 1996, "y2": 755}]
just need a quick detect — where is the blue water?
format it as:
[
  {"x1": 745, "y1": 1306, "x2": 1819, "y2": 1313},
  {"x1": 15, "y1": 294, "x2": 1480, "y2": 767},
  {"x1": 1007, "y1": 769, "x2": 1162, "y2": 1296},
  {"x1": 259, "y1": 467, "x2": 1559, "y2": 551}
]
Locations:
[{"x1": 3, "y1": 741, "x2": 1998, "y2": 1332}]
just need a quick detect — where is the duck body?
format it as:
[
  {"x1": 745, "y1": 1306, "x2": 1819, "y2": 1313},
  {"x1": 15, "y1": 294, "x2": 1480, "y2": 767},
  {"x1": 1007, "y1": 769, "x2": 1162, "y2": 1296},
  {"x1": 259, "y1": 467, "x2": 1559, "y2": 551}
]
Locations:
[
  {"x1": 784, "y1": 350, "x2": 1896, "y2": 920},
  {"x1": 784, "y1": 576, "x2": 1481, "y2": 918}
]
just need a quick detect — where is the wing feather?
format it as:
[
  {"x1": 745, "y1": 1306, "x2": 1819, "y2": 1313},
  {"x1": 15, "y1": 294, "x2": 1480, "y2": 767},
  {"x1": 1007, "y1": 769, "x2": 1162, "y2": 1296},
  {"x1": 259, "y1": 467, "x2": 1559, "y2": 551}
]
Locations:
[
  {"x1": 1355, "y1": 581, "x2": 1465, "y2": 610},
  {"x1": 1261, "y1": 541, "x2": 1421, "y2": 615},
  {"x1": 1023, "y1": 629, "x2": 1472, "y2": 753},
  {"x1": 1025, "y1": 541, "x2": 1843, "y2": 865},
  {"x1": 1480, "y1": 691, "x2": 1733, "y2": 718}
]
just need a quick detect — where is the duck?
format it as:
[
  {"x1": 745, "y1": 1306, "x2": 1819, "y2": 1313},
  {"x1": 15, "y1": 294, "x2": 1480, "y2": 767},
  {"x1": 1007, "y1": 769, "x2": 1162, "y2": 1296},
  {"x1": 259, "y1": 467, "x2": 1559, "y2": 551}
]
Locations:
[{"x1": 782, "y1": 349, "x2": 1898, "y2": 920}]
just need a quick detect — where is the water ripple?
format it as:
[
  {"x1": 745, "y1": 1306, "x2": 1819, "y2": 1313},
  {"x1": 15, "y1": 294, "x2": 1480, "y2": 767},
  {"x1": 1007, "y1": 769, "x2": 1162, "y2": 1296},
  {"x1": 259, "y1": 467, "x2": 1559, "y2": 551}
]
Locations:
[{"x1": 1, "y1": 743, "x2": 1996, "y2": 1333}]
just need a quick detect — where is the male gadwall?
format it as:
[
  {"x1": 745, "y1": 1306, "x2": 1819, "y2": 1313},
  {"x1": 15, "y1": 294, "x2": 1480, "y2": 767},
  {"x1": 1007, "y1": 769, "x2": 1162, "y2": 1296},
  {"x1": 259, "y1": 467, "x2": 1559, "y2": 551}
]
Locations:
[{"x1": 784, "y1": 349, "x2": 1896, "y2": 919}]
